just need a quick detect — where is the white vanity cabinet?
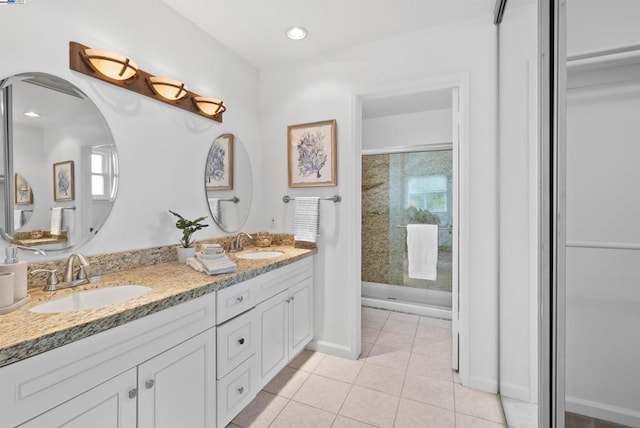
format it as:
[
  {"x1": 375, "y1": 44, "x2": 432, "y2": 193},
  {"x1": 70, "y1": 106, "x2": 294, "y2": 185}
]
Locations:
[
  {"x1": 0, "y1": 293, "x2": 217, "y2": 428},
  {"x1": 256, "y1": 276, "x2": 313, "y2": 389}
]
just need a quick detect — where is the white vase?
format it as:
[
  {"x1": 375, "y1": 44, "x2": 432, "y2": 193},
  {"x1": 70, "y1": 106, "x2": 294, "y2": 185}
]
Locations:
[{"x1": 176, "y1": 246, "x2": 195, "y2": 264}]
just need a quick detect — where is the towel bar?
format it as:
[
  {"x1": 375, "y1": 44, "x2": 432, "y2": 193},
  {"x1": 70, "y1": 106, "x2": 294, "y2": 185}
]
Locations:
[
  {"x1": 219, "y1": 197, "x2": 240, "y2": 203},
  {"x1": 396, "y1": 225, "x2": 452, "y2": 231},
  {"x1": 50, "y1": 206, "x2": 76, "y2": 211},
  {"x1": 282, "y1": 195, "x2": 341, "y2": 203}
]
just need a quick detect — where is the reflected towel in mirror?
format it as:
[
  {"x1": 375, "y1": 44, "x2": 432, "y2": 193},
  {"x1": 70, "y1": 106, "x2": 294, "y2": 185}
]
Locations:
[{"x1": 50, "y1": 207, "x2": 63, "y2": 236}]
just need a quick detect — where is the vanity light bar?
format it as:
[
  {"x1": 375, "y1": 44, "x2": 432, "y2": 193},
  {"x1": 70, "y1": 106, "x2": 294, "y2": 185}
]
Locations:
[{"x1": 69, "y1": 41, "x2": 224, "y2": 122}]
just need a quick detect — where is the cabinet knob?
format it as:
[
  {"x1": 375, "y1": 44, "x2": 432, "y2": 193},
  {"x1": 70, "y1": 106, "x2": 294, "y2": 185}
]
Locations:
[
  {"x1": 238, "y1": 337, "x2": 245, "y2": 345},
  {"x1": 145, "y1": 379, "x2": 155, "y2": 389},
  {"x1": 128, "y1": 388, "x2": 138, "y2": 399},
  {"x1": 238, "y1": 386, "x2": 244, "y2": 394},
  {"x1": 291, "y1": 295, "x2": 295, "y2": 301},
  {"x1": 236, "y1": 295, "x2": 244, "y2": 302},
  {"x1": 286, "y1": 298, "x2": 291, "y2": 303}
]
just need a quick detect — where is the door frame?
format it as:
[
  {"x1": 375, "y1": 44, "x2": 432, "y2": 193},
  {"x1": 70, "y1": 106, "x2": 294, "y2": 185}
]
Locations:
[{"x1": 353, "y1": 71, "x2": 469, "y2": 376}]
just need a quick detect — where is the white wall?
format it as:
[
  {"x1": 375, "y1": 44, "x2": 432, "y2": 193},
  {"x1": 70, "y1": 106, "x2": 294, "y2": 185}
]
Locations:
[
  {"x1": 259, "y1": 15, "x2": 500, "y2": 392},
  {"x1": 363, "y1": 108, "x2": 452, "y2": 151},
  {"x1": 0, "y1": 0, "x2": 260, "y2": 261},
  {"x1": 498, "y1": 2, "x2": 538, "y2": 403}
]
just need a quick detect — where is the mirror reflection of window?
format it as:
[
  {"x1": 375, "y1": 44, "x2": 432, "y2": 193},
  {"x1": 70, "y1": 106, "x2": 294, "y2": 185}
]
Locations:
[
  {"x1": 91, "y1": 145, "x2": 118, "y2": 201},
  {"x1": 406, "y1": 175, "x2": 447, "y2": 213}
]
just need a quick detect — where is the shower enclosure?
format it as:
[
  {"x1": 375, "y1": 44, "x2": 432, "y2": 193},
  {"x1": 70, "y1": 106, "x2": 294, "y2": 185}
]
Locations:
[{"x1": 361, "y1": 147, "x2": 454, "y2": 317}]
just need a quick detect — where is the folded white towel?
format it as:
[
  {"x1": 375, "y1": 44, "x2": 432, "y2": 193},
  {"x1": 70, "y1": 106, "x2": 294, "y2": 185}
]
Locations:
[
  {"x1": 407, "y1": 224, "x2": 438, "y2": 281},
  {"x1": 195, "y1": 252, "x2": 237, "y2": 275},
  {"x1": 293, "y1": 197, "x2": 320, "y2": 243},
  {"x1": 50, "y1": 207, "x2": 63, "y2": 236}
]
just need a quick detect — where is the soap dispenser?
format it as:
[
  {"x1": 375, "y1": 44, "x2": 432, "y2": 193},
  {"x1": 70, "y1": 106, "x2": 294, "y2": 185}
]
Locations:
[{"x1": 0, "y1": 246, "x2": 28, "y2": 302}]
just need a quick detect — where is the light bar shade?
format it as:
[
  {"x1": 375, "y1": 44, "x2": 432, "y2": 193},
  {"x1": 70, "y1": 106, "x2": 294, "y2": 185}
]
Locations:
[
  {"x1": 147, "y1": 76, "x2": 189, "y2": 101},
  {"x1": 82, "y1": 49, "x2": 138, "y2": 81},
  {"x1": 192, "y1": 96, "x2": 226, "y2": 118}
]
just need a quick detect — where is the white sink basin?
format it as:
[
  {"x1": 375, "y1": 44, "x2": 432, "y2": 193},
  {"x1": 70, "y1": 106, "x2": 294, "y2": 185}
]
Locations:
[
  {"x1": 235, "y1": 251, "x2": 284, "y2": 260},
  {"x1": 30, "y1": 285, "x2": 152, "y2": 314}
]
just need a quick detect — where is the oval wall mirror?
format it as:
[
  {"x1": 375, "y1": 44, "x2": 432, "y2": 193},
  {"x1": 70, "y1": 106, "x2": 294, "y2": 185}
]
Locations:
[
  {"x1": 0, "y1": 72, "x2": 119, "y2": 252},
  {"x1": 204, "y1": 133, "x2": 252, "y2": 233}
]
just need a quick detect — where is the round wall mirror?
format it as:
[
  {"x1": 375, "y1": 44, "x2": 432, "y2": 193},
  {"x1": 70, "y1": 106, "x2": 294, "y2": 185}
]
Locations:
[
  {"x1": 204, "y1": 133, "x2": 252, "y2": 233},
  {"x1": 0, "y1": 72, "x2": 119, "y2": 251}
]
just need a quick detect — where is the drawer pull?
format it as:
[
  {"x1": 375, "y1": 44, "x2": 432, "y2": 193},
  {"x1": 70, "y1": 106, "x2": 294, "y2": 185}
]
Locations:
[
  {"x1": 238, "y1": 337, "x2": 245, "y2": 345},
  {"x1": 145, "y1": 379, "x2": 155, "y2": 389},
  {"x1": 128, "y1": 388, "x2": 138, "y2": 399},
  {"x1": 286, "y1": 298, "x2": 291, "y2": 303},
  {"x1": 236, "y1": 296, "x2": 244, "y2": 303},
  {"x1": 238, "y1": 386, "x2": 244, "y2": 394}
]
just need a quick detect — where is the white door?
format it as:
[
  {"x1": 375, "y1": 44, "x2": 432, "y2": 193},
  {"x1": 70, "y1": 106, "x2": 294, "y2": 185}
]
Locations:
[
  {"x1": 137, "y1": 329, "x2": 216, "y2": 428},
  {"x1": 257, "y1": 290, "x2": 289, "y2": 386},
  {"x1": 18, "y1": 369, "x2": 137, "y2": 428},
  {"x1": 289, "y1": 278, "x2": 313, "y2": 356}
]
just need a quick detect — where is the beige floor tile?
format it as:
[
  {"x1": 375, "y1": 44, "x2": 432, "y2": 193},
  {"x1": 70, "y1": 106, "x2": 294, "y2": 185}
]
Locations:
[
  {"x1": 394, "y1": 398, "x2": 455, "y2": 428},
  {"x1": 359, "y1": 341, "x2": 374, "y2": 359},
  {"x1": 411, "y1": 336, "x2": 451, "y2": 360},
  {"x1": 456, "y1": 413, "x2": 506, "y2": 427},
  {"x1": 288, "y1": 350, "x2": 327, "y2": 373},
  {"x1": 292, "y1": 374, "x2": 351, "y2": 413},
  {"x1": 375, "y1": 331, "x2": 415, "y2": 350},
  {"x1": 362, "y1": 327, "x2": 382, "y2": 344},
  {"x1": 314, "y1": 355, "x2": 364, "y2": 383},
  {"x1": 415, "y1": 324, "x2": 452, "y2": 343},
  {"x1": 270, "y1": 401, "x2": 336, "y2": 428},
  {"x1": 388, "y1": 312, "x2": 420, "y2": 324},
  {"x1": 263, "y1": 366, "x2": 310, "y2": 398},
  {"x1": 401, "y1": 373, "x2": 454, "y2": 410},
  {"x1": 382, "y1": 319, "x2": 418, "y2": 336},
  {"x1": 418, "y1": 316, "x2": 452, "y2": 329},
  {"x1": 225, "y1": 424, "x2": 243, "y2": 428},
  {"x1": 362, "y1": 315, "x2": 386, "y2": 330},
  {"x1": 231, "y1": 391, "x2": 288, "y2": 428},
  {"x1": 454, "y1": 384, "x2": 506, "y2": 424},
  {"x1": 365, "y1": 344, "x2": 411, "y2": 371},
  {"x1": 362, "y1": 307, "x2": 390, "y2": 319},
  {"x1": 339, "y1": 385, "x2": 400, "y2": 428},
  {"x1": 406, "y1": 352, "x2": 454, "y2": 382},
  {"x1": 453, "y1": 371, "x2": 461, "y2": 384},
  {"x1": 332, "y1": 416, "x2": 377, "y2": 427},
  {"x1": 354, "y1": 363, "x2": 406, "y2": 396}
]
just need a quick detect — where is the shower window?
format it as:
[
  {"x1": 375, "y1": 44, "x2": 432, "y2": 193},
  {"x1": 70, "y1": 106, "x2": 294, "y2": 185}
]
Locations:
[{"x1": 407, "y1": 175, "x2": 447, "y2": 213}]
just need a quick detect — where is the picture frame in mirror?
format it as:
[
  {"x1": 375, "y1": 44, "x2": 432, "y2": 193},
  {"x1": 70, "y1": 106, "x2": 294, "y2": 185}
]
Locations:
[
  {"x1": 205, "y1": 134, "x2": 234, "y2": 191},
  {"x1": 53, "y1": 160, "x2": 75, "y2": 202}
]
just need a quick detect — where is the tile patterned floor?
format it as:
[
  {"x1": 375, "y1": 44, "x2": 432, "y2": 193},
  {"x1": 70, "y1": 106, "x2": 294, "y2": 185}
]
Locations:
[{"x1": 227, "y1": 306, "x2": 506, "y2": 428}]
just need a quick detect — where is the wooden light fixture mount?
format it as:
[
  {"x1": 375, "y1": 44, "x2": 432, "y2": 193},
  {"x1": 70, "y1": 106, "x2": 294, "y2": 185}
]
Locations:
[{"x1": 69, "y1": 41, "x2": 224, "y2": 123}]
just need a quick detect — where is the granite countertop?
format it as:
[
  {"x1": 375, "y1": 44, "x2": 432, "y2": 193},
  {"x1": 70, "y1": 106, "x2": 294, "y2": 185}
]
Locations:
[{"x1": 0, "y1": 245, "x2": 315, "y2": 368}]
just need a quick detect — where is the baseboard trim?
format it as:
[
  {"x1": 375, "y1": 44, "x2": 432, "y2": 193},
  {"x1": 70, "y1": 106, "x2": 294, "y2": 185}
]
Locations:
[
  {"x1": 467, "y1": 375, "x2": 498, "y2": 394},
  {"x1": 500, "y1": 383, "x2": 532, "y2": 402},
  {"x1": 566, "y1": 395, "x2": 640, "y2": 427},
  {"x1": 307, "y1": 340, "x2": 359, "y2": 360}
]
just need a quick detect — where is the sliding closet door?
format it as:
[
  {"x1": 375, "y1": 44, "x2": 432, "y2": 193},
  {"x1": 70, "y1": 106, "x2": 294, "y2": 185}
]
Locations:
[{"x1": 564, "y1": 60, "x2": 640, "y2": 427}]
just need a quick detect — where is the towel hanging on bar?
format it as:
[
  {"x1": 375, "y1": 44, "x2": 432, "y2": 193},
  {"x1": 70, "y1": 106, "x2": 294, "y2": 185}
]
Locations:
[{"x1": 294, "y1": 197, "x2": 320, "y2": 243}]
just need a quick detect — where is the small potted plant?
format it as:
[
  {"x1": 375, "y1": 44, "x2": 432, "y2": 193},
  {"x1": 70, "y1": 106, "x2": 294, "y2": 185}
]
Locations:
[{"x1": 169, "y1": 210, "x2": 209, "y2": 263}]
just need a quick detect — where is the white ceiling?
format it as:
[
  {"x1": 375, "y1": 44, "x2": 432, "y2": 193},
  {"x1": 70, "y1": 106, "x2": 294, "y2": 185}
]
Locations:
[{"x1": 162, "y1": 0, "x2": 496, "y2": 70}]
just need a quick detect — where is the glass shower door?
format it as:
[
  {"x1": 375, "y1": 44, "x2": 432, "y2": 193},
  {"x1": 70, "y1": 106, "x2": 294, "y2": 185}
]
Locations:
[{"x1": 362, "y1": 149, "x2": 453, "y2": 306}]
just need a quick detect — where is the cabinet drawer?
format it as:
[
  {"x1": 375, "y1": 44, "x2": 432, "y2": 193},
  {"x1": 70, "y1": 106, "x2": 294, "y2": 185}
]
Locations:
[
  {"x1": 217, "y1": 309, "x2": 258, "y2": 379},
  {"x1": 217, "y1": 356, "x2": 257, "y2": 428},
  {"x1": 255, "y1": 257, "x2": 313, "y2": 304},
  {"x1": 217, "y1": 279, "x2": 257, "y2": 324}
]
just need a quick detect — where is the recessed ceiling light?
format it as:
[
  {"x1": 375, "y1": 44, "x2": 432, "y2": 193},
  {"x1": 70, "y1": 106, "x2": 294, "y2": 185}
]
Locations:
[
  {"x1": 24, "y1": 111, "x2": 40, "y2": 118},
  {"x1": 286, "y1": 26, "x2": 307, "y2": 41}
]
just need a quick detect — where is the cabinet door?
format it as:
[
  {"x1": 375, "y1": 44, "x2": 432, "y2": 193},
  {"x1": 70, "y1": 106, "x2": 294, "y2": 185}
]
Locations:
[
  {"x1": 138, "y1": 328, "x2": 216, "y2": 428},
  {"x1": 289, "y1": 277, "x2": 314, "y2": 357},
  {"x1": 18, "y1": 369, "x2": 137, "y2": 428},
  {"x1": 257, "y1": 290, "x2": 289, "y2": 388}
]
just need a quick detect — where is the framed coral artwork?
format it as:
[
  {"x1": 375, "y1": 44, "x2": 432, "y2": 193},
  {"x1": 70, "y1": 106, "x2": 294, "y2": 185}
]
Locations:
[
  {"x1": 53, "y1": 160, "x2": 75, "y2": 202},
  {"x1": 205, "y1": 133, "x2": 234, "y2": 190},
  {"x1": 287, "y1": 119, "x2": 337, "y2": 188}
]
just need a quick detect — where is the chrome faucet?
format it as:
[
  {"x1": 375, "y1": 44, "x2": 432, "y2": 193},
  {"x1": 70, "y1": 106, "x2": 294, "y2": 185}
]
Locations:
[
  {"x1": 63, "y1": 253, "x2": 90, "y2": 283},
  {"x1": 229, "y1": 232, "x2": 253, "y2": 253}
]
